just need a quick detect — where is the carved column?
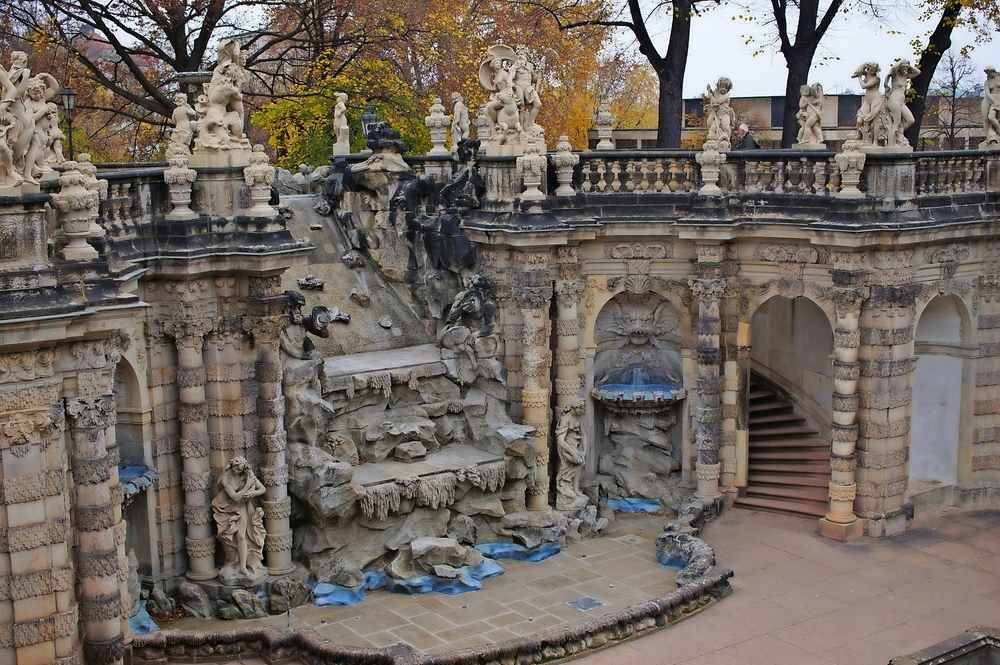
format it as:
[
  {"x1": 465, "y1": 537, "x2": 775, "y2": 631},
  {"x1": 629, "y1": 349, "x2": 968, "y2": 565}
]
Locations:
[
  {"x1": 690, "y1": 277, "x2": 726, "y2": 499},
  {"x1": 554, "y1": 248, "x2": 583, "y2": 412},
  {"x1": 164, "y1": 319, "x2": 217, "y2": 580},
  {"x1": 205, "y1": 314, "x2": 249, "y2": 495},
  {"x1": 66, "y1": 395, "x2": 125, "y2": 665},
  {"x1": 819, "y1": 287, "x2": 867, "y2": 541}
]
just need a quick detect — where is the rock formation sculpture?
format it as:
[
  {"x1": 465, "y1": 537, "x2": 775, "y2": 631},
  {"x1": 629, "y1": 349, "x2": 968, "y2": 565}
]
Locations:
[
  {"x1": 982, "y1": 66, "x2": 1000, "y2": 149},
  {"x1": 194, "y1": 39, "x2": 250, "y2": 153},
  {"x1": 212, "y1": 456, "x2": 268, "y2": 586},
  {"x1": 795, "y1": 83, "x2": 825, "y2": 148},
  {"x1": 332, "y1": 92, "x2": 350, "y2": 155},
  {"x1": 167, "y1": 92, "x2": 199, "y2": 156},
  {"x1": 450, "y1": 92, "x2": 470, "y2": 152},
  {"x1": 555, "y1": 399, "x2": 589, "y2": 511},
  {"x1": 702, "y1": 77, "x2": 735, "y2": 152},
  {"x1": 438, "y1": 274, "x2": 503, "y2": 385}
]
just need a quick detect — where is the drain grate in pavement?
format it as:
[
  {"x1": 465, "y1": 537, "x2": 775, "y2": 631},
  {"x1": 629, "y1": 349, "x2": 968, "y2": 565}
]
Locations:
[
  {"x1": 566, "y1": 596, "x2": 606, "y2": 612},
  {"x1": 612, "y1": 534, "x2": 646, "y2": 545}
]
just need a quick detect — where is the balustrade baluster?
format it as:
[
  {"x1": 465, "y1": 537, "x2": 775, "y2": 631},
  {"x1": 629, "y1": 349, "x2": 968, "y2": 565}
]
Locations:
[
  {"x1": 829, "y1": 158, "x2": 842, "y2": 195},
  {"x1": 683, "y1": 160, "x2": 695, "y2": 192},
  {"x1": 813, "y1": 160, "x2": 828, "y2": 196},
  {"x1": 744, "y1": 161, "x2": 760, "y2": 194},
  {"x1": 668, "y1": 160, "x2": 681, "y2": 192},
  {"x1": 610, "y1": 160, "x2": 623, "y2": 192}
]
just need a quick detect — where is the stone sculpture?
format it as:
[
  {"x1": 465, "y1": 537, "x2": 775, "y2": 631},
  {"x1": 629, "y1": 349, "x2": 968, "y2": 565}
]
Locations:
[
  {"x1": 551, "y1": 135, "x2": 579, "y2": 196},
  {"x1": 212, "y1": 456, "x2": 268, "y2": 586},
  {"x1": 884, "y1": 59, "x2": 919, "y2": 149},
  {"x1": 243, "y1": 144, "x2": 277, "y2": 216},
  {"x1": 853, "y1": 62, "x2": 885, "y2": 147},
  {"x1": 44, "y1": 103, "x2": 65, "y2": 164},
  {"x1": 438, "y1": 274, "x2": 503, "y2": 385},
  {"x1": 450, "y1": 92, "x2": 470, "y2": 152},
  {"x1": 425, "y1": 96, "x2": 450, "y2": 155},
  {"x1": 516, "y1": 134, "x2": 546, "y2": 200},
  {"x1": 702, "y1": 77, "x2": 735, "y2": 152},
  {"x1": 167, "y1": 92, "x2": 199, "y2": 156},
  {"x1": 473, "y1": 103, "x2": 491, "y2": 141},
  {"x1": 479, "y1": 44, "x2": 544, "y2": 149},
  {"x1": 194, "y1": 39, "x2": 250, "y2": 153},
  {"x1": 24, "y1": 74, "x2": 60, "y2": 180},
  {"x1": 0, "y1": 53, "x2": 61, "y2": 186},
  {"x1": 981, "y1": 66, "x2": 1000, "y2": 149},
  {"x1": 795, "y1": 82, "x2": 825, "y2": 148},
  {"x1": 0, "y1": 66, "x2": 24, "y2": 189},
  {"x1": 332, "y1": 92, "x2": 350, "y2": 155},
  {"x1": 555, "y1": 399, "x2": 589, "y2": 511},
  {"x1": 593, "y1": 100, "x2": 617, "y2": 150}
]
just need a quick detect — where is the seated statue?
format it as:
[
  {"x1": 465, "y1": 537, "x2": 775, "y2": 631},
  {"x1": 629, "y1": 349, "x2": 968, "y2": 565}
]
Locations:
[
  {"x1": 438, "y1": 274, "x2": 503, "y2": 384},
  {"x1": 195, "y1": 39, "x2": 251, "y2": 152},
  {"x1": 212, "y1": 456, "x2": 267, "y2": 586}
]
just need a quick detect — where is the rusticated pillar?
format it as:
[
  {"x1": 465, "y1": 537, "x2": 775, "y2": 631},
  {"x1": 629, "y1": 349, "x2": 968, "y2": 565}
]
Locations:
[
  {"x1": 514, "y1": 276, "x2": 554, "y2": 511},
  {"x1": 690, "y1": 277, "x2": 726, "y2": 499},
  {"x1": 819, "y1": 286, "x2": 868, "y2": 541},
  {"x1": 66, "y1": 395, "x2": 124, "y2": 665},
  {"x1": 244, "y1": 308, "x2": 295, "y2": 575},
  {"x1": 553, "y1": 249, "x2": 584, "y2": 411},
  {"x1": 164, "y1": 319, "x2": 217, "y2": 580}
]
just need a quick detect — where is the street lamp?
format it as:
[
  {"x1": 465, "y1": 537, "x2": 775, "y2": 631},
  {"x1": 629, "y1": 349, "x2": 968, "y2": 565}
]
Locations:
[
  {"x1": 360, "y1": 105, "x2": 379, "y2": 141},
  {"x1": 59, "y1": 87, "x2": 76, "y2": 161}
]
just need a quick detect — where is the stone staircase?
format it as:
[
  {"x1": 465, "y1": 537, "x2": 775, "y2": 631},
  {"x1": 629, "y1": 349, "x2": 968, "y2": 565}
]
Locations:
[{"x1": 734, "y1": 378, "x2": 830, "y2": 518}]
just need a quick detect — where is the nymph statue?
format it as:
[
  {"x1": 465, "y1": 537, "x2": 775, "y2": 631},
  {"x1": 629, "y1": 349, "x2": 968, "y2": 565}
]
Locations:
[
  {"x1": 555, "y1": 399, "x2": 589, "y2": 511},
  {"x1": 884, "y1": 59, "x2": 919, "y2": 148},
  {"x1": 795, "y1": 83, "x2": 824, "y2": 147},
  {"x1": 332, "y1": 92, "x2": 350, "y2": 155},
  {"x1": 212, "y1": 456, "x2": 267, "y2": 586},
  {"x1": 853, "y1": 62, "x2": 885, "y2": 147},
  {"x1": 450, "y1": 92, "x2": 470, "y2": 152},
  {"x1": 981, "y1": 66, "x2": 1000, "y2": 148},
  {"x1": 702, "y1": 77, "x2": 735, "y2": 151},
  {"x1": 6, "y1": 52, "x2": 36, "y2": 184}
]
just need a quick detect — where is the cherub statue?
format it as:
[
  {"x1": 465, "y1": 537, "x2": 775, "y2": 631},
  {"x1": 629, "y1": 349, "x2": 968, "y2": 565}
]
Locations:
[
  {"x1": 884, "y1": 59, "x2": 919, "y2": 148},
  {"x1": 555, "y1": 399, "x2": 589, "y2": 511},
  {"x1": 795, "y1": 82, "x2": 824, "y2": 146},
  {"x1": 450, "y1": 92, "x2": 469, "y2": 151},
  {"x1": 167, "y1": 92, "x2": 199, "y2": 156},
  {"x1": 479, "y1": 44, "x2": 544, "y2": 143},
  {"x1": 212, "y1": 456, "x2": 267, "y2": 586},
  {"x1": 981, "y1": 66, "x2": 1000, "y2": 147},
  {"x1": 44, "y1": 103, "x2": 65, "y2": 164},
  {"x1": 23, "y1": 74, "x2": 60, "y2": 178},
  {"x1": 702, "y1": 77, "x2": 735, "y2": 150},
  {"x1": 0, "y1": 67, "x2": 24, "y2": 187}
]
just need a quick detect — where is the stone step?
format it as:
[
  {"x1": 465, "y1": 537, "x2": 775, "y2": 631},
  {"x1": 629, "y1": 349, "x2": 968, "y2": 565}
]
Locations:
[
  {"x1": 753, "y1": 448, "x2": 830, "y2": 461},
  {"x1": 748, "y1": 473, "x2": 830, "y2": 487},
  {"x1": 749, "y1": 424, "x2": 821, "y2": 438},
  {"x1": 748, "y1": 461, "x2": 830, "y2": 476},
  {"x1": 749, "y1": 437, "x2": 829, "y2": 449},
  {"x1": 745, "y1": 482, "x2": 830, "y2": 502},
  {"x1": 748, "y1": 401, "x2": 793, "y2": 414},
  {"x1": 749, "y1": 412, "x2": 809, "y2": 426},
  {"x1": 734, "y1": 495, "x2": 828, "y2": 518}
]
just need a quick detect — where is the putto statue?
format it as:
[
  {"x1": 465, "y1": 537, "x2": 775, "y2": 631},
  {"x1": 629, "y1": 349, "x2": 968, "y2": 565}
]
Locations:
[
  {"x1": 479, "y1": 44, "x2": 544, "y2": 151},
  {"x1": 332, "y1": 92, "x2": 350, "y2": 155},
  {"x1": 212, "y1": 456, "x2": 267, "y2": 586},
  {"x1": 450, "y1": 92, "x2": 470, "y2": 152},
  {"x1": 0, "y1": 52, "x2": 61, "y2": 186},
  {"x1": 795, "y1": 82, "x2": 825, "y2": 148},
  {"x1": 194, "y1": 39, "x2": 251, "y2": 153},
  {"x1": 167, "y1": 92, "x2": 199, "y2": 157},
  {"x1": 702, "y1": 77, "x2": 735, "y2": 152},
  {"x1": 853, "y1": 59, "x2": 918, "y2": 150},
  {"x1": 981, "y1": 66, "x2": 1000, "y2": 149},
  {"x1": 555, "y1": 399, "x2": 589, "y2": 511}
]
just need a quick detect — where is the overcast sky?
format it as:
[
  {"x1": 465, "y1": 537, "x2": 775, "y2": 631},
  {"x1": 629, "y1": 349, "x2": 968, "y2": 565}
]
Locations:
[{"x1": 641, "y1": 1, "x2": 1000, "y2": 97}]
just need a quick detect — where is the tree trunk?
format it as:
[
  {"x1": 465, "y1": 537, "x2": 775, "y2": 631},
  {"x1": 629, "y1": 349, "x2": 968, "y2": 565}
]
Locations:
[
  {"x1": 780, "y1": 52, "x2": 813, "y2": 148},
  {"x1": 904, "y1": 0, "x2": 963, "y2": 149},
  {"x1": 655, "y1": 0, "x2": 693, "y2": 148}
]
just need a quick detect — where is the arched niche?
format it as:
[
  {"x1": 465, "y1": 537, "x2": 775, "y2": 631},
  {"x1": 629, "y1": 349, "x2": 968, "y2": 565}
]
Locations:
[
  {"x1": 911, "y1": 295, "x2": 967, "y2": 485},
  {"x1": 591, "y1": 292, "x2": 686, "y2": 502}
]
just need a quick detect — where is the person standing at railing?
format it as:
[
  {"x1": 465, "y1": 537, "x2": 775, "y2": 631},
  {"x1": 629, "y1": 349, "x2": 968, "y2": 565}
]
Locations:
[{"x1": 736, "y1": 123, "x2": 760, "y2": 150}]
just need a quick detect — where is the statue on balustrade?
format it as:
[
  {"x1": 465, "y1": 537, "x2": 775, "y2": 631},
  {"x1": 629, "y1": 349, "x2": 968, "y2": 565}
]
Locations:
[
  {"x1": 0, "y1": 67, "x2": 23, "y2": 188},
  {"x1": 332, "y1": 92, "x2": 350, "y2": 154},
  {"x1": 1, "y1": 52, "x2": 61, "y2": 185},
  {"x1": 795, "y1": 83, "x2": 825, "y2": 147},
  {"x1": 167, "y1": 92, "x2": 199, "y2": 156},
  {"x1": 195, "y1": 39, "x2": 251, "y2": 153},
  {"x1": 883, "y1": 59, "x2": 919, "y2": 148},
  {"x1": 983, "y1": 66, "x2": 1000, "y2": 148},
  {"x1": 45, "y1": 104, "x2": 65, "y2": 164},
  {"x1": 479, "y1": 44, "x2": 544, "y2": 143},
  {"x1": 555, "y1": 399, "x2": 589, "y2": 512},
  {"x1": 853, "y1": 62, "x2": 886, "y2": 147},
  {"x1": 212, "y1": 456, "x2": 267, "y2": 586},
  {"x1": 450, "y1": 92, "x2": 470, "y2": 152},
  {"x1": 24, "y1": 74, "x2": 59, "y2": 177},
  {"x1": 702, "y1": 77, "x2": 735, "y2": 151}
]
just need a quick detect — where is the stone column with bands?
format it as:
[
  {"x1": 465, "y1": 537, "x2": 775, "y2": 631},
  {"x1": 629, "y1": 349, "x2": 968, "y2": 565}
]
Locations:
[
  {"x1": 514, "y1": 283, "x2": 554, "y2": 510},
  {"x1": 690, "y1": 278, "x2": 726, "y2": 499},
  {"x1": 554, "y1": 271, "x2": 584, "y2": 412},
  {"x1": 66, "y1": 395, "x2": 125, "y2": 665},
  {"x1": 819, "y1": 286, "x2": 867, "y2": 540},
  {"x1": 164, "y1": 319, "x2": 217, "y2": 580},
  {"x1": 244, "y1": 311, "x2": 295, "y2": 574}
]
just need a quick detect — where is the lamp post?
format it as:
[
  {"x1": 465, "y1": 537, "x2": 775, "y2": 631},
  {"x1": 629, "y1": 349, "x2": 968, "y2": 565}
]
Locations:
[
  {"x1": 60, "y1": 87, "x2": 76, "y2": 161},
  {"x1": 360, "y1": 105, "x2": 379, "y2": 142}
]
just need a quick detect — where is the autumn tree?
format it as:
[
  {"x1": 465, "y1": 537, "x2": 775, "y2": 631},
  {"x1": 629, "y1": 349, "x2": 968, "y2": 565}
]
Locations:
[
  {"x1": 903, "y1": 0, "x2": 1000, "y2": 147},
  {"x1": 922, "y1": 49, "x2": 980, "y2": 149}
]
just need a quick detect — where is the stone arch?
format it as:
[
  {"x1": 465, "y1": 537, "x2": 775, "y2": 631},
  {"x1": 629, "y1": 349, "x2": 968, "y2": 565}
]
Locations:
[
  {"x1": 583, "y1": 281, "x2": 694, "y2": 353},
  {"x1": 738, "y1": 287, "x2": 836, "y2": 348},
  {"x1": 911, "y1": 294, "x2": 971, "y2": 487}
]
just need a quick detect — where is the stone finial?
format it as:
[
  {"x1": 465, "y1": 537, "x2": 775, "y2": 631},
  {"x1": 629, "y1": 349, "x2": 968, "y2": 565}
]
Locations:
[
  {"x1": 551, "y1": 135, "x2": 579, "y2": 197},
  {"x1": 76, "y1": 154, "x2": 108, "y2": 237},
  {"x1": 243, "y1": 144, "x2": 276, "y2": 216},
  {"x1": 473, "y1": 103, "x2": 492, "y2": 142},
  {"x1": 164, "y1": 156, "x2": 198, "y2": 220},
  {"x1": 982, "y1": 66, "x2": 1000, "y2": 150},
  {"x1": 516, "y1": 134, "x2": 546, "y2": 201},
  {"x1": 794, "y1": 83, "x2": 825, "y2": 149},
  {"x1": 53, "y1": 161, "x2": 100, "y2": 260},
  {"x1": 425, "y1": 96, "x2": 451, "y2": 156},
  {"x1": 593, "y1": 101, "x2": 617, "y2": 150},
  {"x1": 835, "y1": 139, "x2": 866, "y2": 198}
]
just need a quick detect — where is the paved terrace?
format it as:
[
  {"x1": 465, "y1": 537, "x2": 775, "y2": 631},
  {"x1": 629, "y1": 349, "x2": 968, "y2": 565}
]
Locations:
[{"x1": 159, "y1": 507, "x2": 1000, "y2": 664}]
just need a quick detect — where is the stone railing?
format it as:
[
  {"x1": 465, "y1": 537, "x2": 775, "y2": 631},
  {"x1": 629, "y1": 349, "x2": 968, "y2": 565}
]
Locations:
[
  {"x1": 913, "y1": 151, "x2": 992, "y2": 195},
  {"x1": 95, "y1": 164, "x2": 169, "y2": 235},
  {"x1": 578, "y1": 151, "x2": 701, "y2": 193}
]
